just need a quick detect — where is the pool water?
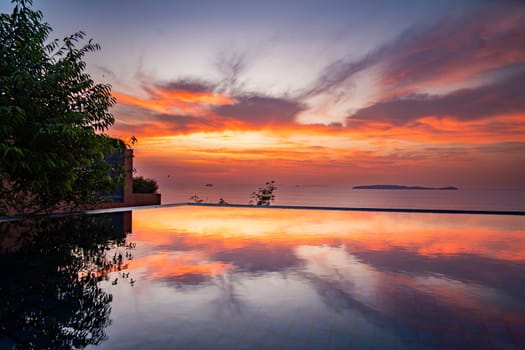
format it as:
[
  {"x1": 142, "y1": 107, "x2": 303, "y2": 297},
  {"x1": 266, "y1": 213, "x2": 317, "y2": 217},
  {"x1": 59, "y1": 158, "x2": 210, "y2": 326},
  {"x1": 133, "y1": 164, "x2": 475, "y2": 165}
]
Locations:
[{"x1": 1, "y1": 206, "x2": 525, "y2": 349}]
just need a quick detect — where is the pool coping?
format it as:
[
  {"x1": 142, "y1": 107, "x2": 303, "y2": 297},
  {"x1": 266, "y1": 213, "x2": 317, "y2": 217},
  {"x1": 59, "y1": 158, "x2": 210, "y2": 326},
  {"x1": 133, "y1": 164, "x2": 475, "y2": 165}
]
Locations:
[{"x1": 1, "y1": 202, "x2": 524, "y2": 222}]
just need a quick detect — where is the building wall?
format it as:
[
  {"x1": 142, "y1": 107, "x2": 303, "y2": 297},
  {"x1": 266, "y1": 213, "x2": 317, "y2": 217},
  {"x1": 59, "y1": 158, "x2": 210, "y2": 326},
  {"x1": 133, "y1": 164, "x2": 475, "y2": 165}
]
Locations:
[
  {"x1": 123, "y1": 149, "x2": 134, "y2": 203},
  {"x1": 121, "y1": 149, "x2": 161, "y2": 207}
]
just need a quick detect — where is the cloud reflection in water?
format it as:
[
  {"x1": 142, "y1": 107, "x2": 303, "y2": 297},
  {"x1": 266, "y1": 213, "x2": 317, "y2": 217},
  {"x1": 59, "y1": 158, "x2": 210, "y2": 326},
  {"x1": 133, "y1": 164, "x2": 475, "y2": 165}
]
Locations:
[{"x1": 98, "y1": 207, "x2": 525, "y2": 349}]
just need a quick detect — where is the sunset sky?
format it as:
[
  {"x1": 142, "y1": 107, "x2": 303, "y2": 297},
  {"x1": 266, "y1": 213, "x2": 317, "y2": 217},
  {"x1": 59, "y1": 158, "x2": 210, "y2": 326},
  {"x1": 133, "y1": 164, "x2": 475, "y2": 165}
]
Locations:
[{"x1": 5, "y1": 0, "x2": 525, "y2": 188}]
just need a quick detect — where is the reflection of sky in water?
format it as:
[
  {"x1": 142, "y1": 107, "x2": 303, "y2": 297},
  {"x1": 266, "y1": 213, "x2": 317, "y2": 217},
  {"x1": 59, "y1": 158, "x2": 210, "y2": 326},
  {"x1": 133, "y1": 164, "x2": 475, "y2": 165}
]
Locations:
[{"x1": 90, "y1": 207, "x2": 525, "y2": 349}]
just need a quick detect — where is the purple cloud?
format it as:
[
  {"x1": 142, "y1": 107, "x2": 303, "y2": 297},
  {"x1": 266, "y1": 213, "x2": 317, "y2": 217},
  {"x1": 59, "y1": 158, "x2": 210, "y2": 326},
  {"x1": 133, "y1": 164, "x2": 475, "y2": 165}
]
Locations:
[
  {"x1": 213, "y1": 94, "x2": 306, "y2": 126},
  {"x1": 347, "y1": 70, "x2": 525, "y2": 126},
  {"x1": 153, "y1": 78, "x2": 217, "y2": 94},
  {"x1": 304, "y1": 2, "x2": 525, "y2": 99}
]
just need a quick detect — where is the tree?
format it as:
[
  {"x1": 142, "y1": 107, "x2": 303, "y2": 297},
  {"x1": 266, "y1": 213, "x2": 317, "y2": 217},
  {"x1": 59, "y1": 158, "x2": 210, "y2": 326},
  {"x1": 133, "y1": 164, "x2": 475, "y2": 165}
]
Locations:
[
  {"x1": 249, "y1": 180, "x2": 277, "y2": 206},
  {"x1": 132, "y1": 176, "x2": 158, "y2": 194},
  {"x1": 0, "y1": 0, "x2": 123, "y2": 215}
]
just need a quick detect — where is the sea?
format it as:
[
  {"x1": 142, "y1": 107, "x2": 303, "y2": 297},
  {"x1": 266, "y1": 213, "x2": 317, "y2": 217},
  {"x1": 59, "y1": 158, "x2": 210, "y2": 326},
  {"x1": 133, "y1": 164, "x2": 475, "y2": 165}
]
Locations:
[{"x1": 159, "y1": 183, "x2": 525, "y2": 212}]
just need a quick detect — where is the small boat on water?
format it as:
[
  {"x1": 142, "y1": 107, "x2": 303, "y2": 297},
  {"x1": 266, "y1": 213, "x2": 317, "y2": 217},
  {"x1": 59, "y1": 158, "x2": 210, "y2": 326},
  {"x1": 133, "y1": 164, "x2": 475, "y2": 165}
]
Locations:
[{"x1": 205, "y1": 183, "x2": 214, "y2": 187}]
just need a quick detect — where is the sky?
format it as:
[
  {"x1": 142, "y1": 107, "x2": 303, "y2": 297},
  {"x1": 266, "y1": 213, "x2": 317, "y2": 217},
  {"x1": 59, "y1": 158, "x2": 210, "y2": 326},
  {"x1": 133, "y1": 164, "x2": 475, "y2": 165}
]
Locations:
[{"x1": 4, "y1": 0, "x2": 525, "y2": 188}]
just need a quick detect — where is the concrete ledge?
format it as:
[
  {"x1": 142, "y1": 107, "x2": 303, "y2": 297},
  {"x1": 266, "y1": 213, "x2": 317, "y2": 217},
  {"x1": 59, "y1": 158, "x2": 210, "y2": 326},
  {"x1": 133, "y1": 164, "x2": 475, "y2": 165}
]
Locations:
[
  {"x1": 183, "y1": 202, "x2": 525, "y2": 216},
  {"x1": 129, "y1": 193, "x2": 161, "y2": 206}
]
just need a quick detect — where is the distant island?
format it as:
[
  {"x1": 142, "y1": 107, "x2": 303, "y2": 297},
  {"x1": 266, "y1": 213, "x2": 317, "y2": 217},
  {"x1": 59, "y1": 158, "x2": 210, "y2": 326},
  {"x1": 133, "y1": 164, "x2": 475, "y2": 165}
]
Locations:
[{"x1": 353, "y1": 185, "x2": 458, "y2": 190}]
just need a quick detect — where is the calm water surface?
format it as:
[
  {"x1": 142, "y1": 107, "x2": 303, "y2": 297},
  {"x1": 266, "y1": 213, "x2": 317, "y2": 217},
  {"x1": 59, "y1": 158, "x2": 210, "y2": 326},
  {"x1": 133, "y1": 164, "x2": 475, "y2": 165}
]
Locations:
[
  {"x1": 163, "y1": 184, "x2": 525, "y2": 211},
  {"x1": 1, "y1": 206, "x2": 525, "y2": 349}
]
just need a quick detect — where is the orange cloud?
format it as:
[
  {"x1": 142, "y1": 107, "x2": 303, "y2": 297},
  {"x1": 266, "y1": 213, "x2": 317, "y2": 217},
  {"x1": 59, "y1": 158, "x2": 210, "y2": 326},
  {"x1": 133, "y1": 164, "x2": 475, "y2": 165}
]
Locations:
[
  {"x1": 122, "y1": 120, "x2": 524, "y2": 189},
  {"x1": 112, "y1": 84, "x2": 233, "y2": 116},
  {"x1": 151, "y1": 87, "x2": 233, "y2": 106}
]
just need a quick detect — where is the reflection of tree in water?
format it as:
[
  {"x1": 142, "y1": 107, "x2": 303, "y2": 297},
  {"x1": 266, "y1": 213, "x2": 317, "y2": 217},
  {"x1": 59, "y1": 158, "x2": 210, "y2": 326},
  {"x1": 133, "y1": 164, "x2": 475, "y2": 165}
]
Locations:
[
  {"x1": 209, "y1": 274, "x2": 246, "y2": 318},
  {"x1": 0, "y1": 213, "x2": 134, "y2": 350}
]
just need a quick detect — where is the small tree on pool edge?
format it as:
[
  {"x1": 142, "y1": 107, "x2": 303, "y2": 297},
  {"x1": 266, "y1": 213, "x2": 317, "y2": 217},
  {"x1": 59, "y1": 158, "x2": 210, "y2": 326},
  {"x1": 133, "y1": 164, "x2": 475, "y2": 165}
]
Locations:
[
  {"x1": 250, "y1": 181, "x2": 277, "y2": 206},
  {"x1": 189, "y1": 194, "x2": 204, "y2": 203}
]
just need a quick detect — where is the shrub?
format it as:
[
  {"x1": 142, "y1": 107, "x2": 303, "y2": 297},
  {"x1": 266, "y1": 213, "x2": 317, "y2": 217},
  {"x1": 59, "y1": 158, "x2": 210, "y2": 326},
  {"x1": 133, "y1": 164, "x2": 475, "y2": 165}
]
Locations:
[
  {"x1": 189, "y1": 194, "x2": 204, "y2": 203},
  {"x1": 132, "y1": 177, "x2": 158, "y2": 194}
]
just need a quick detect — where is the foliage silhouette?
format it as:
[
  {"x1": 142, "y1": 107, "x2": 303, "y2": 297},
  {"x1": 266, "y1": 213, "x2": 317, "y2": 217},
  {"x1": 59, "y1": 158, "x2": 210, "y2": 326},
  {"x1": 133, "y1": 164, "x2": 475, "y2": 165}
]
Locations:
[
  {"x1": 249, "y1": 181, "x2": 277, "y2": 206},
  {"x1": 132, "y1": 176, "x2": 159, "y2": 194},
  {"x1": 0, "y1": 0, "x2": 124, "y2": 215},
  {"x1": 189, "y1": 194, "x2": 204, "y2": 203}
]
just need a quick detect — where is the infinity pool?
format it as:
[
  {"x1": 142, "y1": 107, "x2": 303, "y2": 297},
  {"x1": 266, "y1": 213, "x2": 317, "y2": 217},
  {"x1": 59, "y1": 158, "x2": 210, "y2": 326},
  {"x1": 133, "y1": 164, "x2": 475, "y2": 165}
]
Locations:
[{"x1": 1, "y1": 206, "x2": 525, "y2": 349}]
